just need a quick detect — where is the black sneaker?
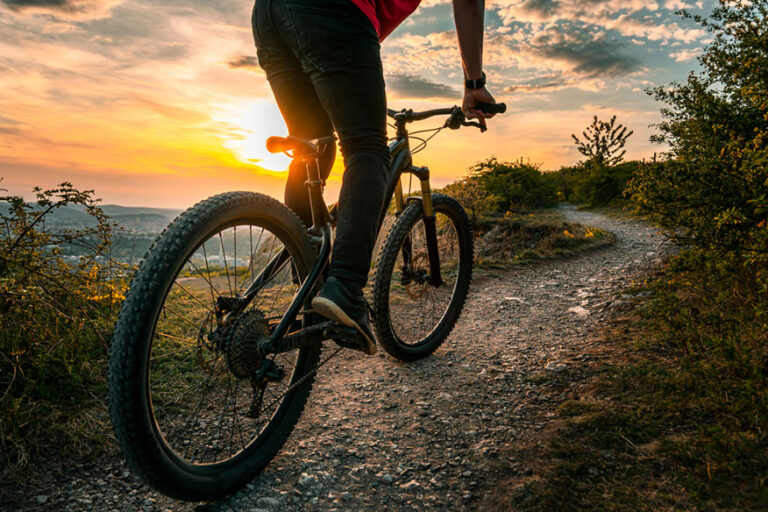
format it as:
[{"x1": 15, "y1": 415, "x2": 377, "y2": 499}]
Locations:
[{"x1": 311, "y1": 276, "x2": 377, "y2": 355}]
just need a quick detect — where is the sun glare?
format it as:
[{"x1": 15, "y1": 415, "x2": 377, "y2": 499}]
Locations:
[{"x1": 212, "y1": 100, "x2": 291, "y2": 172}]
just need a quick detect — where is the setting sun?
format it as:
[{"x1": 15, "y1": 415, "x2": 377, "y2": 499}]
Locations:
[{"x1": 211, "y1": 100, "x2": 291, "y2": 172}]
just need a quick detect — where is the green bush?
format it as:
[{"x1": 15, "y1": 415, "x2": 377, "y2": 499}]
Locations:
[
  {"x1": 465, "y1": 157, "x2": 558, "y2": 213},
  {"x1": 575, "y1": 161, "x2": 638, "y2": 207},
  {"x1": 627, "y1": 1, "x2": 768, "y2": 269},
  {"x1": 0, "y1": 183, "x2": 127, "y2": 474}
]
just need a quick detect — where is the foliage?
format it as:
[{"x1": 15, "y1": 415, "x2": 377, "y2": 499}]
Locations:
[
  {"x1": 628, "y1": 0, "x2": 768, "y2": 266},
  {"x1": 442, "y1": 158, "x2": 558, "y2": 218},
  {"x1": 555, "y1": 161, "x2": 639, "y2": 207},
  {"x1": 487, "y1": 4, "x2": 768, "y2": 508},
  {"x1": 441, "y1": 176, "x2": 499, "y2": 220},
  {"x1": 552, "y1": 115, "x2": 636, "y2": 207},
  {"x1": 0, "y1": 182, "x2": 127, "y2": 475},
  {"x1": 571, "y1": 115, "x2": 634, "y2": 168}
]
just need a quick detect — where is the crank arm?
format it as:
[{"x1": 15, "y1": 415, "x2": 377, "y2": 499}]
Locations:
[{"x1": 261, "y1": 321, "x2": 359, "y2": 354}]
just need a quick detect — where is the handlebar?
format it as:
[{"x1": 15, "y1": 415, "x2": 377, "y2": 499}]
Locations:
[
  {"x1": 387, "y1": 103, "x2": 506, "y2": 133},
  {"x1": 387, "y1": 102, "x2": 506, "y2": 121}
]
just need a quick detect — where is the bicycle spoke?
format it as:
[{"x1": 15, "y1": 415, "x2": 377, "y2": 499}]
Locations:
[
  {"x1": 219, "y1": 232, "x2": 233, "y2": 296},
  {"x1": 188, "y1": 258, "x2": 222, "y2": 303},
  {"x1": 146, "y1": 218, "x2": 314, "y2": 467},
  {"x1": 387, "y1": 210, "x2": 462, "y2": 345},
  {"x1": 171, "y1": 280, "x2": 214, "y2": 314}
]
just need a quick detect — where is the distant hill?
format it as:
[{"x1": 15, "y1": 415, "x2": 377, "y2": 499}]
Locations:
[
  {"x1": 112, "y1": 213, "x2": 177, "y2": 232},
  {"x1": 0, "y1": 202, "x2": 182, "y2": 233},
  {"x1": 99, "y1": 205, "x2": 182, "y2": 218}
]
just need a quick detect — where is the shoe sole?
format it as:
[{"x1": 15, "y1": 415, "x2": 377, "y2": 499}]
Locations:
[{"x1": 311, "y1": 296, "x2": 377, "y2": 355}]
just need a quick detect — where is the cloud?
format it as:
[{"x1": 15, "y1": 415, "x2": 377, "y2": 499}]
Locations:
[
  {"x1": 386, "y1": 74, "x2": 459, "y2": 99},
  {"x1": 0, "y1": 114, "x2": 22, "y2": 135},
  {"x1": 505, "y1": 80, "x2": 567, "y2": 93},
  {"x1": 3, "y1": 0, "x2": 67, "y2": 6},
  {"x1": 1, "y1": 0, "x2": 124, "y2": 20},
  {"x1": 130, "y1": 95, "x2": 208, "y2": 123},
  {"x1": 668, "y1": 48, "x2": 702, "y2": 62},
  {"x1": 226, "y1": 54, "x2": 261, "y2": 72},
  {"x1": 0, "y1": 114, "x2": 22, "y2": 126},
  {"x1": 534, "y1": 26, "x2": 641, "y2": 77},
  {"x1": 509, "y1": 0, "x2": 561, "y2": 22},
  {"x1": 493, "y1": 0, "x2": 706, "y2": 44}
]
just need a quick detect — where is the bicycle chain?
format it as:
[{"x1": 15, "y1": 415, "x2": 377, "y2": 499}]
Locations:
[
  {"x1": 255, "y1": 346, "x2": 343, "y2": 413},
  {"x1": 256, "y1": 301, "x2": 376, "y2": 411}
]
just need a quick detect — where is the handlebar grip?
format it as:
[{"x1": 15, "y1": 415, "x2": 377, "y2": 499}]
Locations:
[{"x1": 477, "y1": 103, "x2": 506, "y2": 115}]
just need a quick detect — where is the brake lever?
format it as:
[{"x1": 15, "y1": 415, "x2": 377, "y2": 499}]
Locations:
[{"x1": 462, "y1": 120, "x2": 487, "y2": 133}]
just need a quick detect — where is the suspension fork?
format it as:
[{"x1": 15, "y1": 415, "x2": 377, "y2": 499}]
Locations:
[
  {"x1": 393, "y1": 179, "x2": 413, "y2": 270},
  {"x1": 397, "y1": 165, "x2": 443, "y2": 287},
  {"x1": 416, "y1": 167, "x2": 443, "y2": 287}
]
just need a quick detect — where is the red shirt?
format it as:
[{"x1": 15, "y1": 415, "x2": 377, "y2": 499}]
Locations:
[{"x1": 350, "y1": 0, "x2": 422, "y2": 40}]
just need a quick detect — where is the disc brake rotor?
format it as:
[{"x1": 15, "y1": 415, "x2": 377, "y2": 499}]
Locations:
[{"x1": 405, "y1": 253, "x2": 430, "y2": 299}]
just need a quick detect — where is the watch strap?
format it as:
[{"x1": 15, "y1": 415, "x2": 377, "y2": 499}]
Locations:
[{"x1": 465, "y1": 71, "x2": 486, "y2": 90}]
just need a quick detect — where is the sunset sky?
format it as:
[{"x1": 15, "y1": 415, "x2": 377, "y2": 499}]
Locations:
[{"x1": 1, "y1": 0, "x2": 713, "y2": 208}]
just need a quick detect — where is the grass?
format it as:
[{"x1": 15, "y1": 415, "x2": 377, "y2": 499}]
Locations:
[
  {"x1": 480, "y1": 249, "x2": 768, "y2": 511},
  {"x1": 472, "y1": 209, "x2": 614, "y2": 271}
]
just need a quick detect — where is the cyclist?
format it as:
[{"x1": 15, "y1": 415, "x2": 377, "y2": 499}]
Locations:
[{"x1": 251, "y1": 0, "x2": 496, "y2": 355}]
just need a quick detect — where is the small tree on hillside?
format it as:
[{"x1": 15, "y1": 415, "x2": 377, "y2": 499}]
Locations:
[{"x1": 571, "y1": 115, "x2": 633, "y2": 167}]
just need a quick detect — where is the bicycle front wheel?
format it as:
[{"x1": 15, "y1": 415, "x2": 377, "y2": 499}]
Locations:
[
  {"x1": 372, "y1": 194, "x2": 473, "y2": 361},
  {"x1": 108, "y1": 192, "x2": 319, "y2": 500}
]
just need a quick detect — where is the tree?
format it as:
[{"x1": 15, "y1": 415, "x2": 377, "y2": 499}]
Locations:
[
  {"x1": 627, "y1": 0, "x2": 768, "y2": 260},
  {"x1": 571, "y1": 115, "x2": 633, "y2": 167}
]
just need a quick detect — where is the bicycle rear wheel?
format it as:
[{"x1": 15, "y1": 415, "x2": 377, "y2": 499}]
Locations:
[
  {"x1": 372, "y1": 194, "x2": 473, "y2": 361},
  {"x1": 108, "y1": 192, "x2": 318, "y2": 500}
]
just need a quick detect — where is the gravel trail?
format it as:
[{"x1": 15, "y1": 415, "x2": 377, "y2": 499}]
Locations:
[{"x1": 17, "y1": 206, "x2": 671, "y2": 512}]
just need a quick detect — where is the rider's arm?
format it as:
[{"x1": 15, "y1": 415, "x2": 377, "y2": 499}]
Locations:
[{"x1": 452, "y1": 0, "x2": 495, "y2": 125}]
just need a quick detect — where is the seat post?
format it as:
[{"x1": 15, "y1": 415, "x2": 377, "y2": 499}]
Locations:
[{"x1": 305, "y1": 157, "x2": 329, "y2": 230}]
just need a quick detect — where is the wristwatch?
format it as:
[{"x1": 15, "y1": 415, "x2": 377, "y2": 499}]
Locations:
[{"x1": 464, "y1": 72, "x2": 486, "y2": 90}]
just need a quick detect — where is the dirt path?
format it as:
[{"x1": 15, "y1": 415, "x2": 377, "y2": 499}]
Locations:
[{"x1": 20, "y1": 206, "x2": 671, "y2": 512}]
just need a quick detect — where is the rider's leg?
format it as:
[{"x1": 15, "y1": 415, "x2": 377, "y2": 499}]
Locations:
[
  {"x1": 268, "y1": 0, "x2": 389, "y2": 293},
  {"x1": 252, "y1": 0, "x2": 335, "y2": 228},
  {"x1": 254, "y1": 0, "x2": 389, "y2": 353}
]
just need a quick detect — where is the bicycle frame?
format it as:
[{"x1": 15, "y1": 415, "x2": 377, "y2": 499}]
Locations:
[{"x1": 244, "y1": 111, "x2": 448, "y2": 356}]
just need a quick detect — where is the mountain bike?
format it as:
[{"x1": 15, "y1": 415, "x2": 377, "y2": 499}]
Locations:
[{"x1": 108, "y1": 102, "x2": 506, "y2": 500}]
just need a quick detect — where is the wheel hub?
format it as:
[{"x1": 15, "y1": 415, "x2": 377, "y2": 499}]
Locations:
[{"x1": 404, "y1": 253, "x2": 430, "y2": 299}]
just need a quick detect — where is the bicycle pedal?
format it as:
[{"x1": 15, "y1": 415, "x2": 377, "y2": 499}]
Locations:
[{"x1": 328, "y1": 324, "x2": 369, "y2": 353}]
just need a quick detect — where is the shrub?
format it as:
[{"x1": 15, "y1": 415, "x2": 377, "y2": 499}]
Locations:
[
  {"x1": 574, "y1": 161, "x2": 638, "y2": 207},
  {"x1": 628, "y1": 0, "x2": 768, "y2": 268},
  {"x1": 0, "y1": 182, "x2": 127, "y2": 474},
  {"x1": 553, "y1": 161, "x2": 638, "y2": 207},
  {"x1": 468, "y1": 157, "x2": 558, "y2": 212},
  {"x1": 441, "y1": 176, "x2": 501, "y2": 220}
]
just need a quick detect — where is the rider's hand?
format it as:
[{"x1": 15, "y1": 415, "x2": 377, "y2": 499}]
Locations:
[{"x1": 462, "y1": 87, "x2": 496, "y2": 130}]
